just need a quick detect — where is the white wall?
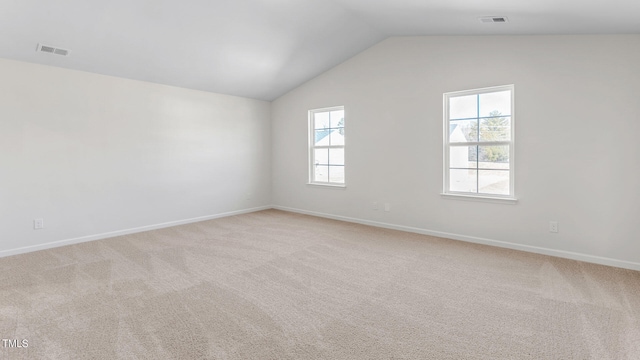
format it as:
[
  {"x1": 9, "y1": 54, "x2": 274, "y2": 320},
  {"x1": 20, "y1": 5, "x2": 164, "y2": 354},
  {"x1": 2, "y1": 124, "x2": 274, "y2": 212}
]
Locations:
[
  {"x1": 0, "y1": 58, "x2": 271, "y2": 255},
  {"x1": 271, "y1": 35, "x2": 640, "y2": 268}
]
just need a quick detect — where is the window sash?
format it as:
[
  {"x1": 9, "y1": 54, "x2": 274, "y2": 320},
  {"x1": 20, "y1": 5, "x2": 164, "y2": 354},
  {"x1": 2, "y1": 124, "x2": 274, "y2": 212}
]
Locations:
[
  {"x1": 309, "y1": 106, "x2": 345, "y2": 186},
  {"x1": 444, "y1": 85, "x2": 514, "y2": 198}
]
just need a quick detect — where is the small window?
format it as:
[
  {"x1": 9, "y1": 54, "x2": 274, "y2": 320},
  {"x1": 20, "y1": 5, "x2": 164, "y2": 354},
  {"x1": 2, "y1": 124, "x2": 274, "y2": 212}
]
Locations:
[
  {"x1": 443, "y1": 85, "x2": 515, "y2": 199},
  {"x1": 309, "y1": 106, "x2": 345, "y2": 186}
]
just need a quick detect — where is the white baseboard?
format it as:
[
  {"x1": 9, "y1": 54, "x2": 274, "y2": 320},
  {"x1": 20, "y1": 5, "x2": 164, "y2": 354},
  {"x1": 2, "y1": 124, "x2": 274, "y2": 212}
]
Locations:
[
  {"x1": 0, "y1": 206, "x2": 272, "y2": 259},
  {"x1": 5, "y1": 204, "x2": 639, "y2": 272},
  {"x1": 272, "y1": 205, "x2": 640, "y2": 272}
]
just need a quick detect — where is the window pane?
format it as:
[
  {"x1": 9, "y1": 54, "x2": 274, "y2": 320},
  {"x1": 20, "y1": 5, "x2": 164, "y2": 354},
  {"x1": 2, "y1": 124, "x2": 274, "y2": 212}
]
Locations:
[
  {"x1": 478, "y1": 145, "x2": 509, "y2": 168},
  {"x1": 449, "y1": 120, "x2": 478, "y2": 143},
  {"x1": 314, "y1": 111, "x2": 330, "y2": 129},
  {"x1": 449, "y1": 145, "x2": 477, "y2": 169},
  {"x1": 330, "y1": 129, "x2": 344, "y2": 146},
  {"x1": 450, "y1": 169, "x2": 477, "y2": 193},
  {"x1": 314, "y1": 129, "x2": 331, "y2": 146},
  {"x1": 329, "y1": 148, "x2": 344, "y2": 165},
  {"x1": 314, "y1": 148, "x2": 329, "y2": 165},
  {"x1": 479, "y1": 91, "x2": 511, "y2": 117},
  {"x1": 449, "y1": 94, "x2": 477, "y2": 120},
  {"x1": 330, "y1": 110, "x2": 344, "y2": 128},
  {"x1": 310, "y1": 106, "x2": 345, "y2": 186},
  {"x1": 479, "y1": 116, "x2": 511, "y2": 142},
  {"x1": 479, "y1": 170, "x2": 510, "y2": 195},
  {"x1": 314, "y1": 165, "x2": 328, "y2": 182},
  {"x1": 329, "y1": 166, "x2": 344, "y2": 183}
]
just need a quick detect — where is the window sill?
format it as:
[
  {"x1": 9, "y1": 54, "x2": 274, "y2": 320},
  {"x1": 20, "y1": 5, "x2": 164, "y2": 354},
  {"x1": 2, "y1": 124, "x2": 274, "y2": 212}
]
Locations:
[
  {"x1": 440, "y1": 193, "x2": 517, "y2": 204},
  {"x1": 307, "y1": 183, "x2": 346, "y2": 189}
]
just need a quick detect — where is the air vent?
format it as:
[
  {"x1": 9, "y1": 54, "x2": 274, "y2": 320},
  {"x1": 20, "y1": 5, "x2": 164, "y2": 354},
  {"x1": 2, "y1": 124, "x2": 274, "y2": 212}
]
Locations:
[
  {"x1": 53, "y1": 48, "x2": 69, "y2": 56},
  {"x1": 39, "y1": 45, "x2": 55, "y2": 53},
  {"x1": 479, "y1": 16, "x2": 509, "y2": 23},
  {"x1": 36, "y1": 43, "x2": 70, "y2": 56}
]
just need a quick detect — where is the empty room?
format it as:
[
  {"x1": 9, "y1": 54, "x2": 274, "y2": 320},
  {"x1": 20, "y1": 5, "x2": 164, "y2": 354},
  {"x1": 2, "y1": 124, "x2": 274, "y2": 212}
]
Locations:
[{"x1": 1, "y1": 0, "x2": 639, "y2": 359}]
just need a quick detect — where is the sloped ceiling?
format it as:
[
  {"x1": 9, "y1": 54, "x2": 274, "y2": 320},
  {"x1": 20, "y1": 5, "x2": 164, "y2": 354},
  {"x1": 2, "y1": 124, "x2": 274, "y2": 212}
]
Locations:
[{"x1": 1, "y1": 0, "x2": 638, "y2": 101}]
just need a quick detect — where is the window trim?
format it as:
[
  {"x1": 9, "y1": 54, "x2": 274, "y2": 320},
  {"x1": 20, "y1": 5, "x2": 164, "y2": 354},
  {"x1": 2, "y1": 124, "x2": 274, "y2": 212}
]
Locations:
[
  {"x1": 443, "y1": 85, "x2": 516, "y2": 201},
  {"x1": 308, "y1": 106, "x2": 346, "y2": 187}
]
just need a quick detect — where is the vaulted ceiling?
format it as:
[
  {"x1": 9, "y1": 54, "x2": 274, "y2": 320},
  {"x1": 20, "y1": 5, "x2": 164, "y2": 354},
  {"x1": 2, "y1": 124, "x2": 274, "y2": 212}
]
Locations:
[{"x1": 1, "y1": 0, "x2": 639, "y2": 101}]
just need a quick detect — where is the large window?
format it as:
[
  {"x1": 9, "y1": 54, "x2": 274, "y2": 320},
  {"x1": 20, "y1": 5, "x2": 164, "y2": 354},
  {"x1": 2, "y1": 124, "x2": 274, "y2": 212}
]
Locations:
[
  {"x1": 309, "y1": 106, "x2": 345, "y2": 186},
  {"x1": 443, "y1": 85, "x2": 514, "y2": 199}
]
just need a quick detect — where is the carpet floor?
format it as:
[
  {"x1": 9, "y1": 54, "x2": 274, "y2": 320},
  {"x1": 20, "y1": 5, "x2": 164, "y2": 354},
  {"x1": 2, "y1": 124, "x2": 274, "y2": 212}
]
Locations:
[{"x1": 1, "y1": 209, "x2": 639, "y2": 359}]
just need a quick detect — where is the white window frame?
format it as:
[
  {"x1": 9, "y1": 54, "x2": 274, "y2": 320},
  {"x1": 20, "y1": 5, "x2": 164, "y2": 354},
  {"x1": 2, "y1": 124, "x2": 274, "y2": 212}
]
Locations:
[
  {"x1": 442, "y1": 85, "x2": 516, "y2": 203},
  {"x1": 308, "y1": 106, "x2": 346, "y2": 187}
]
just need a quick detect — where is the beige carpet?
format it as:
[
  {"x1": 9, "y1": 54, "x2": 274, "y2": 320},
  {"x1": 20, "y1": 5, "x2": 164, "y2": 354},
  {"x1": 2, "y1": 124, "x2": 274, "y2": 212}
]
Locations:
[{"x1": 1, "y1": 209, "x2": 639, "y2": 359}]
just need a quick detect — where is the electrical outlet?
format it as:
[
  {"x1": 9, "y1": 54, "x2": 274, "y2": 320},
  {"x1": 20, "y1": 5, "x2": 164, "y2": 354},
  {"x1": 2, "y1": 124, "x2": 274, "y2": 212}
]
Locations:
[
  {"x1": 384, "y1": 203, "x2": 391, "y2": 212},
  {"x1": 549, "y1": 221, "x2": 558, "y2": 233},
  {"x1": 372, "y1": 202, "x2": 378, "y2": 210},
  {"x1": 34, "y1": 218, "x2": 44, "y2": 230}
]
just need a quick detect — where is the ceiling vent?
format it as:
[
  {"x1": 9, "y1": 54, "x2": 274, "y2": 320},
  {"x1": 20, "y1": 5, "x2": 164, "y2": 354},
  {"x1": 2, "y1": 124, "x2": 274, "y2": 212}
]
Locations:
[
  {"x1": 479, "y1": 16, "x2": 509, "y2": 23},
  {"x1": 36, "y1": 43, "x2": 70, "y2": 56}
]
